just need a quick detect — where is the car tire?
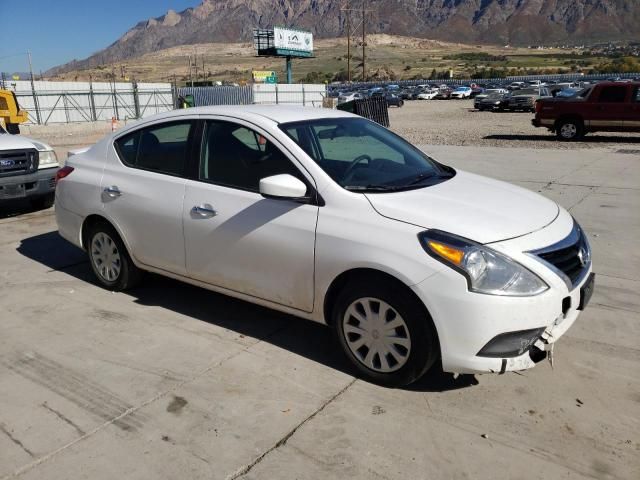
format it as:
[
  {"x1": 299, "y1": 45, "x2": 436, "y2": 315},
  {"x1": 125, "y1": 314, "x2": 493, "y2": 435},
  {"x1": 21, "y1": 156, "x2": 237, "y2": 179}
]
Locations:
[
  {"x1": 87, "y1": 221, "x2": 143, "y2": 291},
  {"x1": 332, "y1": 277, "x2": 439, "y2": 387},
  {"x1": 30, "y1": 193, "x2": 55, "y2": 210},
  {"x1": 556, "y1": 119, "x2": 584, "y2": 141},
  {"x1": 6, "y1": 123, "x2": 20, "y2": 135}
]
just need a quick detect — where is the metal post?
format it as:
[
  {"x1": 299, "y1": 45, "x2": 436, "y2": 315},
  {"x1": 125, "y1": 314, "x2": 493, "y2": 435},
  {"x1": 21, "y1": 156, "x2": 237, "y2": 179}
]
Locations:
[
  {"x1": 1, "y1": 72, "x2": 6, "y2": 89},
  {"x1": 286, "y1": 56, "x2": 293, "y2": 84},
  {"x1": 132, "y1": 80, "x2": 140, "y2": 119},
  {"x1": 302, "y1": 85, "x2": 306, "y2": 106},
  {"x1": 62, "y1": 94, "x2": 70, "y2": 123},
  {"x1": 112, "y1": 78, "x2": 119, "y2": 120},
  {"x1": 27, "y1": 51, "x2": 41, "y2": 124},
  {"x1": 89, "y1": 76, "x2": 97, "y2": 121},
  {"x1": 275, "y1": 84, "x2": 279, "y2": 104}
]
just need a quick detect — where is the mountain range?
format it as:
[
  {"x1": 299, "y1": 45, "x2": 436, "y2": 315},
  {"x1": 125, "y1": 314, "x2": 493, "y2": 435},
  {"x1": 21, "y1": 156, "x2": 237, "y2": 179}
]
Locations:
[{"x1": 49, "y1": 0, "x2": 640, "y2": 74}]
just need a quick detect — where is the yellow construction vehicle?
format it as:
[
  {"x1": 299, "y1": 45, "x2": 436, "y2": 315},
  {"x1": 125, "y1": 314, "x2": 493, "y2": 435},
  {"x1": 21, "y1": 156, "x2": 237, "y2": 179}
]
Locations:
[{"x1": 0, "y1": 90, "x2": 28, "y2": 134}]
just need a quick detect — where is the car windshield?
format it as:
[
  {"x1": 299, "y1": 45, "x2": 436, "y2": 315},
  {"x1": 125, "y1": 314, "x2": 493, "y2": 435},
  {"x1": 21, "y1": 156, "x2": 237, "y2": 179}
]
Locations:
[{"x1": 279, "y1": 117, "x2": 454, "y2": 192}]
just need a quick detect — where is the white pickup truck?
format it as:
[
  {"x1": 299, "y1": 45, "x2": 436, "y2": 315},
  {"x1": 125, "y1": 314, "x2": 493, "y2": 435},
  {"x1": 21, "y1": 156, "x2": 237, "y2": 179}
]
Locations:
[{"x1": 0, "y1": 125, "x2": 59, "y2": 208}]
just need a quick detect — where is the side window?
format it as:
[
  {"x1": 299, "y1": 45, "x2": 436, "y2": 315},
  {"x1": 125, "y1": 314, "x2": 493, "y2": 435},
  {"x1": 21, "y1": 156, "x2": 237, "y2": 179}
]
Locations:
[
  {"x1": 634, "y1": 87, "x2": 640, "y2": 102},
  {"x1": 597, "y1": 86, "x2": 628, "y2": 103},
  {"x1": 114, "y1": 121, "x2": 192, "y2": 176},
  {"x1": 200, "y1": 121, "x2": 303, "y2": 192}
]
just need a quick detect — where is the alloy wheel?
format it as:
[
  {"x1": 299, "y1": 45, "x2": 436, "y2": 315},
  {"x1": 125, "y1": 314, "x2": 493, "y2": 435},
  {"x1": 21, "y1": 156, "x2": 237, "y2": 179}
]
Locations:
[{"x1": 560, "y1": 123, "x2": 577, "y2": 139}]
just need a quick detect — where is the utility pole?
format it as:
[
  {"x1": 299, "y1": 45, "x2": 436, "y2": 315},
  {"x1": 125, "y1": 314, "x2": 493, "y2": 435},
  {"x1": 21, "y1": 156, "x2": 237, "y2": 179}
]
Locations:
[
  {"x1": 341, "y1": 1, "x2": 372, "y2": 84},
  {"x1": 362, "y1": 0, "x2": 366, "y2": 82},
  {"x1": 346, "y1": 0, "x2": 351, "y2": 82}
]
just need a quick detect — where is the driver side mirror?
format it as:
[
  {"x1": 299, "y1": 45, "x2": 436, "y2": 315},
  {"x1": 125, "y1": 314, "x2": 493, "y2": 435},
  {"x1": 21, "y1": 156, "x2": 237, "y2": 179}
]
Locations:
[{"x1": 259, "y1": 174, "x2": 308, "y2": 200}]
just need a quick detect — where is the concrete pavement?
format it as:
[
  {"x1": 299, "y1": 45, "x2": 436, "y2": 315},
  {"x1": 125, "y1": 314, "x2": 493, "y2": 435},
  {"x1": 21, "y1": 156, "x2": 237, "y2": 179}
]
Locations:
[{"x1": 0, "y1": 145, "x2": 638, "y2": 480}]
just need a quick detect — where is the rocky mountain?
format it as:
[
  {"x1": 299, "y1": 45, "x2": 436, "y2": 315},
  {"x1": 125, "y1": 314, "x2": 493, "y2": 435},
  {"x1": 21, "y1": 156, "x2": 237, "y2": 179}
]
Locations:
[{"x1": 49, "y1": 0, "x2": 640, "y2": 74}]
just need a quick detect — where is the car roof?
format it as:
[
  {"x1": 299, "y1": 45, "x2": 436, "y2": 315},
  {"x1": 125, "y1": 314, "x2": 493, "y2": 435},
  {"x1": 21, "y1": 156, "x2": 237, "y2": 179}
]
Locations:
[{"x1": 125, "y1": 105, "x2": 357, "y2": 130}]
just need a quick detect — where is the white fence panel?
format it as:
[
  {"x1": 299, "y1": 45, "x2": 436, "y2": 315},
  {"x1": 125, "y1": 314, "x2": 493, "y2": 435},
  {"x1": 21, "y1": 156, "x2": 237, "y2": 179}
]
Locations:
[
  {"x1": 253, "y1": 84, "x2": 326, "y2": 106},
  {"x1": 7, "y1": 80, "x2": 173, "y2": 124}
]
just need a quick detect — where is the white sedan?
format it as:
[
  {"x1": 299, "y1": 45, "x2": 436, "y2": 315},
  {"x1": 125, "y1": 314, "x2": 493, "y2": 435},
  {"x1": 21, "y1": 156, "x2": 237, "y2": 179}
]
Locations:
[
  {"x1": 416, "y1": 90, "x2": 438, "y2": 100},
  {"x1": 55, "y1": 106, "x2": 594, "y2": 386},
  {"x1": 450, "y1": 86, "x2": 473, "y2": 99}
]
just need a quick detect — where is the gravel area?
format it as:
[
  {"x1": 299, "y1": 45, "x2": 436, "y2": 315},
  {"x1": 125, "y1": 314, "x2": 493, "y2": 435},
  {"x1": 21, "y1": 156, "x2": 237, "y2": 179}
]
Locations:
[
  {"x1": 389, "y1": 99, "x2": 640, "y2": 150},
  {"x1": 20, "y1": 100, "x2": 640, "y2": 157}
]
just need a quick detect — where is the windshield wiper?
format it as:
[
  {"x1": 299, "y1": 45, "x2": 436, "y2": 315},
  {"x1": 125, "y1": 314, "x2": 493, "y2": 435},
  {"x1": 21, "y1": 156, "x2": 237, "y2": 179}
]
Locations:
[
  {"x1": 343, "y1": 184, "x2": 403, "y2": 192},
  {"x1": 405, "y1": 171, "x2": 453, "y2": 186}
]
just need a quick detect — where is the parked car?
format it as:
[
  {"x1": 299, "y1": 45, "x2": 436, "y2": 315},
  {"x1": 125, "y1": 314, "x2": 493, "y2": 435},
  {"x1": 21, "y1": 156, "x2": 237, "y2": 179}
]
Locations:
[
  {"x1": 508, "y1": 82, "x2": 526, "y2": 90},
  {"x1": 338, "y1": 92, "x2": 365, "y2": 104},
  {"x1": 450, "y1": 86, "x2": 473, "y2": 99},
  {"x1": 385, "y1": 93, "x2": 404, "y2": 107},
  {"x1": 0, "y1": 125, "x2": 59, "y2": 209},
  {"x1": 434, "y1": 88, "x2": 453, "y2": 100},
  {"x1": 507, "y1": 87, "x2": 552, "y2": 112},
  {"x1": 533, "y1": 81, "x2": 640, "y2": 140},
  {"x1": 56, "y1": 105, "x2": 594, "y2": 386},
  {"x1": 477, "y1": 92, "x2": 511, "y2": 111},
  {"x1": 416, "y1": 89, "x2": 439, "y2": 100},
  {"x1": 473, "y1": 89, "x2": 509, "y2": 109}
]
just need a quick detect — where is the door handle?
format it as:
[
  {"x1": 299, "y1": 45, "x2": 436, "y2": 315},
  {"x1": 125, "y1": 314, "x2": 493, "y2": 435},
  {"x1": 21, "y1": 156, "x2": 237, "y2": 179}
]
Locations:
[
  {"x1": 104, "y1": 186, "x2": 121, "y2": 197},
  {"x1": 192, "y1": 204, "x2": 217, "y2": 217}
]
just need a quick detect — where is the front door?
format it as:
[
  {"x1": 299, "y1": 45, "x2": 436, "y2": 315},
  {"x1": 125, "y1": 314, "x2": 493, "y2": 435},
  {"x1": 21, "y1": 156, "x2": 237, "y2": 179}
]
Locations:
[
  {"x1": 183, "y1": 119, "x2": 318, "y2": 312},
  {"x1": 103, "y1": 120, "x2": 195, "y2": 275}
]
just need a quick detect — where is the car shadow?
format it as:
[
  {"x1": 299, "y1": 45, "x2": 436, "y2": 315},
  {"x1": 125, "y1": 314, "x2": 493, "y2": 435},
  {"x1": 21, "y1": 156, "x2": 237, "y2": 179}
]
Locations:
[
  {"x1": 17, "y1": 230, "x2": 479, "y2": 393},
  {"x1": 484, "y1": 134, "x2": 640, "y2": 144},
  {"x1": 0, "y1": 199, "x2": 51, "y2": 220}
]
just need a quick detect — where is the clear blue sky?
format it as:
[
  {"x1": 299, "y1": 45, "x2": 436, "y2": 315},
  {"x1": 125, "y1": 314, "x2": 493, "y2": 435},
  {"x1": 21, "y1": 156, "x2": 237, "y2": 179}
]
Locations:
[{"x1": 0, "y1": 0, "x2": 200, "y2": 73}]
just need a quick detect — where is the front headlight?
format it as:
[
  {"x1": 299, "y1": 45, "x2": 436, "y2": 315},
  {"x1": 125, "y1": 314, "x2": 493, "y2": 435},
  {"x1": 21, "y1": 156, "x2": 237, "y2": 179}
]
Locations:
[
  {"x1": 419, "y1": 230, "x2": 549, "y2": 296},
  {"x1": 38, "y1": 150, "x2": 59, "y2": 169}
]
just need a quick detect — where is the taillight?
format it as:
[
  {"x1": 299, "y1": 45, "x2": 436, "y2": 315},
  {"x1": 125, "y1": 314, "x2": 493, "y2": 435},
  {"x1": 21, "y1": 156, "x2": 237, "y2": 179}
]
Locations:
[{"x1": 55, "y1": 166, "x2": 74, "y2": 184}]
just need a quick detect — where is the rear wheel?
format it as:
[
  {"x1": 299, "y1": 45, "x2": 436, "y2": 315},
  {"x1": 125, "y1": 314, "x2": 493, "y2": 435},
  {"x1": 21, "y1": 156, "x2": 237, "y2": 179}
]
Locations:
[
  {"x1": 333, "y1": 278, "x2": 439, "y2": 387},
  {"x1": 87, "y1": 222, "x2": 142, "y2": 291},
  {"x1": 556, "y1": 119, "x2": 584, "y2": 141}
]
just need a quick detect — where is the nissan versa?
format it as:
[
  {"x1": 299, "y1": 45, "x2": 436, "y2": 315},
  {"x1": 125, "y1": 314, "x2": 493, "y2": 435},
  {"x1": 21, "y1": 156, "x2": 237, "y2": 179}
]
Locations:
[{"x1": 55, "y1": 106, "x2": 594, "y2": 386}]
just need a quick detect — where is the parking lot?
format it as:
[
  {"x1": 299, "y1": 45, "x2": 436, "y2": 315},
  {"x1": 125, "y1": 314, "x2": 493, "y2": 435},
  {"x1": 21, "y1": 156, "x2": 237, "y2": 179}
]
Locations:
[{"x1": 1, "y1": 108, "x2": 639, "y2": 479}]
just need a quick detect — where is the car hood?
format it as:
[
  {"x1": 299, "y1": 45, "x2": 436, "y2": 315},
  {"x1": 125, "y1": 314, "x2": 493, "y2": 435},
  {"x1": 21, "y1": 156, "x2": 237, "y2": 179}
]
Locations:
[
  {"x1": 0, "y1": 133, "x2": 52, "y2": 151},
  {"x1": 365, "y1": 170, "x2": 559, "y2": 244}
]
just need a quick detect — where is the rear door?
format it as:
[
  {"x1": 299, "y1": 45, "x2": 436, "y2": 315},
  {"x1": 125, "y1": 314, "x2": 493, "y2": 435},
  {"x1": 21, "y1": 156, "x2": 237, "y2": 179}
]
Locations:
[
  {"x1": 587, "y1": 85, "x2": 629, "y2": 131},
  {"x1": 103, "y1": 119, "x2": 195, "y2": 275}
]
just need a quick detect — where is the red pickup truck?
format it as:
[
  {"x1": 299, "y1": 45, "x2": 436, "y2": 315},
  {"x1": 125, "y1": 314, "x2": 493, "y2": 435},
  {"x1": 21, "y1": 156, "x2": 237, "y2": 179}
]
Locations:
[{"x1": 532, "y1": 81, "x2": 640, "y2": 140}]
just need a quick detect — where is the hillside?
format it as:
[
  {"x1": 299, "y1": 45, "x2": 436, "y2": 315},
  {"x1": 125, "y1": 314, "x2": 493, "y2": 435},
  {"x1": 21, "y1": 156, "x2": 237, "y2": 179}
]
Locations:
[{"x1": 48, "y1": 0, "x2": 640, "y2": 76}]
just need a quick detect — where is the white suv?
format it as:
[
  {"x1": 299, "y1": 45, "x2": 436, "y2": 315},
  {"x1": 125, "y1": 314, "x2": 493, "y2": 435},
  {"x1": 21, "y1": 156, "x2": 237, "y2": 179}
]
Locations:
[{"x1": 55, "y1": 106, "x2": 594, "y2": 386}]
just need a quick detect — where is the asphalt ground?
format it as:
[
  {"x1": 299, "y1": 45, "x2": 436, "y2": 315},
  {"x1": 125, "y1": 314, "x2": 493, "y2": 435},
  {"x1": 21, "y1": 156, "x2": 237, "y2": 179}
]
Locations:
[{"x1": 0, "y1": 129, "x2": 639, "y2": 479}]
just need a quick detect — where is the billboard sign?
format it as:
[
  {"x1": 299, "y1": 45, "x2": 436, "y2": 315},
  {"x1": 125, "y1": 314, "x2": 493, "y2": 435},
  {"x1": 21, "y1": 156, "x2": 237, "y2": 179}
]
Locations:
[{"x1": 274, "y1": 27, "x2": 313, "y2": 56}]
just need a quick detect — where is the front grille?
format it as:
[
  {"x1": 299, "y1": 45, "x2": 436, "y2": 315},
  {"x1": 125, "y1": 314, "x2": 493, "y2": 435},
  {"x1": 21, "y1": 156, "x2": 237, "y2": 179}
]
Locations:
[
  {"x1": 538, "y1": 243, "x2": 584, "y2": 284},
  {"x1": 0, "y1": 149, "x2": 38, "y2": 177},
  {"x1": 530, "y1": 221, "x2": 590, "y2": 289}
]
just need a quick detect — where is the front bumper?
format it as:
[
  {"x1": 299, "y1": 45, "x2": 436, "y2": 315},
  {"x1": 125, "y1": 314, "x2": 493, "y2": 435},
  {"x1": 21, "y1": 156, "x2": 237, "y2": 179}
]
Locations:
[
  {"x1": 411, "y1": 215, "x2": 593, "y2": 375},
  {"x1": 0, "y1": 168, "x2": 57, "y2": 201}
]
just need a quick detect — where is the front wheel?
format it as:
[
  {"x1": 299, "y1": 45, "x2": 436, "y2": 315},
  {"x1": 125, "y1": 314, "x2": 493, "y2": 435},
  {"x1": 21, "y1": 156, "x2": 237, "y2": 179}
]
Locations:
[
  {"x1": 87, "y1": 222, "x2": 142, "y2": 291},
  {"x1": 333, "y1": 279, "x2": 439, "y2": 387}
]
